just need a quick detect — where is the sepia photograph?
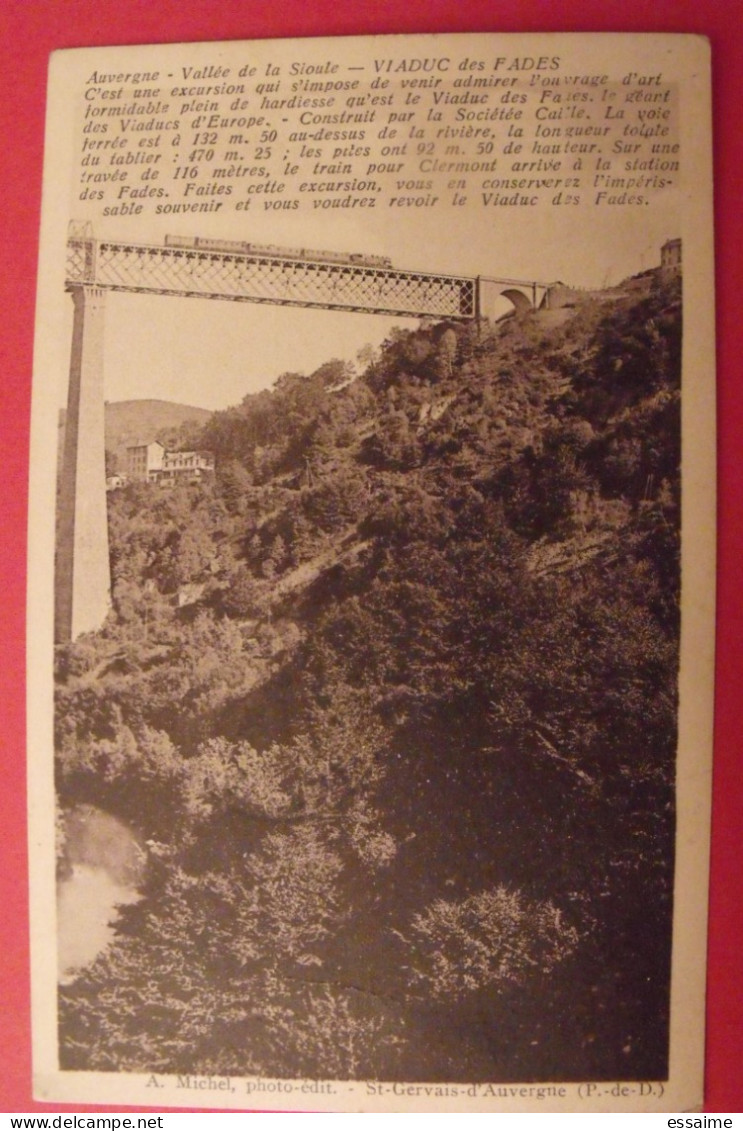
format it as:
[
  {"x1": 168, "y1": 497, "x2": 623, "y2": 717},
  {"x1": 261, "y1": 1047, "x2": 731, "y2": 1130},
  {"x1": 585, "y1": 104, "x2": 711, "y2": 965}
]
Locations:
[{"x1": 25, "y1": 31, "x2": 715, "y2": 1112}]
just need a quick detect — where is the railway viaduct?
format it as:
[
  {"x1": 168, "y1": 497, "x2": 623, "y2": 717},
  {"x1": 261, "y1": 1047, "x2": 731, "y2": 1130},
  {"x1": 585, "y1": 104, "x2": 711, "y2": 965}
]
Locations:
[{"x1": 56, "y1": 222, "x2": 559, "y2": 642}]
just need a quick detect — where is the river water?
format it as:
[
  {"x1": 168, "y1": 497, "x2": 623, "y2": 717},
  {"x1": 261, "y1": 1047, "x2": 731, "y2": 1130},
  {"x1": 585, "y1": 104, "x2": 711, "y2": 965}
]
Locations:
[{"x1": 57, "y1": 805, "x2": 145, "y2": 982}]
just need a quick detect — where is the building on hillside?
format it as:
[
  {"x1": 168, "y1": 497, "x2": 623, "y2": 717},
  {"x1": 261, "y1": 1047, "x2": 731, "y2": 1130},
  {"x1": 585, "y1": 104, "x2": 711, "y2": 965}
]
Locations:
[
  {"x1": 152, "y1": 449, "x2": 215, "y2": 486},
  {"x1": 660, "y1": 238, "x2": 682, "y2": 273}
]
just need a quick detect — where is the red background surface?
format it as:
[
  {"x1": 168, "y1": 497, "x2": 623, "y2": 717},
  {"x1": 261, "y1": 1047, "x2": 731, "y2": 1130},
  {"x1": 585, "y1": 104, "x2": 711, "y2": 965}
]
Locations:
[{"x1": 1, "y1": 0, "x2": 739, "y2": 1114}]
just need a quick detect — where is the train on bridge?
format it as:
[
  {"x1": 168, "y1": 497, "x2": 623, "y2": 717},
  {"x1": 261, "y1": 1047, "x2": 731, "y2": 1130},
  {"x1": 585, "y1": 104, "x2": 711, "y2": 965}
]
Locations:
[{"x1": 164, "y1": 234, "x2": 392, "y2": 269}]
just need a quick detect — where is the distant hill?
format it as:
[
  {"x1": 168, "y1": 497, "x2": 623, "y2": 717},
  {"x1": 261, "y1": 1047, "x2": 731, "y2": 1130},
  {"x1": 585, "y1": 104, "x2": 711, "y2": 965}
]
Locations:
[{"x1": 58, "y1": 399, "x2": 213, "y2": 474}]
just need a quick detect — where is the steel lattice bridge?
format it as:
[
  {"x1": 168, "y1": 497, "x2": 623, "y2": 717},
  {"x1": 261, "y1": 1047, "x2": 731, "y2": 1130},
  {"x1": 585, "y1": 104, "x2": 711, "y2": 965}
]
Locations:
[
  {"x1": 56, "y1": 222, "x2": 558, "y2": 644},
  {"x1": 65, "y1": 223, "x2": 554, "y2": 320}
]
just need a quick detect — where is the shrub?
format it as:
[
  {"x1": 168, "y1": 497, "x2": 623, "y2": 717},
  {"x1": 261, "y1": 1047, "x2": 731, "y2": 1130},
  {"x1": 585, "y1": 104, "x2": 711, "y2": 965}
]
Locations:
[{"x1": 409, "y1": 886, "x2": 579, "y2": 999}]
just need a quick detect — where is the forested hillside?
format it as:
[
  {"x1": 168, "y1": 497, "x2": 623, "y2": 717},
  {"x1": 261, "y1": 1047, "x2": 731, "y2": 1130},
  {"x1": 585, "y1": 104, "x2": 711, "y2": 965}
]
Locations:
[{"x1": 55, "y1": 268, "x2": 681, "y2": 1083}]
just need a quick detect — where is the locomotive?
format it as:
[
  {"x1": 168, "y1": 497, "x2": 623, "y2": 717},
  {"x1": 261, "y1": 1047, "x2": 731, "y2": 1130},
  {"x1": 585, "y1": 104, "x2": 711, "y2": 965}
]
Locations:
[{"x1": 164, "y1": 234, "x2": 392, "y2": 269}]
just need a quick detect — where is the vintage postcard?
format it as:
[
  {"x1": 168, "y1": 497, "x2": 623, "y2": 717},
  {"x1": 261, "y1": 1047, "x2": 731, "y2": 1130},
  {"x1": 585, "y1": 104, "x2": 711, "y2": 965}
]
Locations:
[{"x1": 28, "y1": 32, "x2": 715, "y2": 1111}]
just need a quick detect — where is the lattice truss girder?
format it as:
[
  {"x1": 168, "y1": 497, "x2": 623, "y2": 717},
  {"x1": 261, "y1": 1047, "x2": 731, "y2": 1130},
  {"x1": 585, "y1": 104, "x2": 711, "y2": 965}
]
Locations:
[{"x1": 66, "y1": 239, "x2": 477, "y2": 320}]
